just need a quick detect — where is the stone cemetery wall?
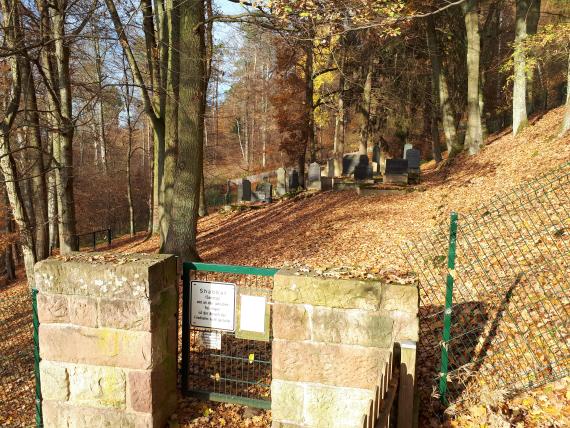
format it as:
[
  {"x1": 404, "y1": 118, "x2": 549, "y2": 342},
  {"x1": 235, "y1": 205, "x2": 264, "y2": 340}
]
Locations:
[
  {"x1": 34, "y1": 254, "x2": 178, "y2": 428},
  {"x1": 271, "y1": 270, "x2": 419, "y2": 428}
]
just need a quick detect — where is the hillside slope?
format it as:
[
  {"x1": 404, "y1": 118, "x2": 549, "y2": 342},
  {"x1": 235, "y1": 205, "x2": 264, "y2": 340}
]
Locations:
[
  {"x1": 131, "y1": 107, "x2": 569, "y2": 275},
  {"x1": 124, "y1": 107, "x2": 570, "y2": 427}
]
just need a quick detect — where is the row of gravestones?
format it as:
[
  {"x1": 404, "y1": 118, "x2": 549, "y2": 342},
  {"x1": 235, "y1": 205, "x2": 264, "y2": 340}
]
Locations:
[
  {"x1": 384, "y1": 145, "x2": 421, "y2": 185},
  {"x1": 234, "y1": 167, "x2": 300, "y2": 203},
  {"x1": 232, "y1": 144, "x2": 422, "y2": 203}
]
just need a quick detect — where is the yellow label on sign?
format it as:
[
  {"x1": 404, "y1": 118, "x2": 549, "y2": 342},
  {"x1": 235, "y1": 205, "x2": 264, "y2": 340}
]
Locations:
[{"x1": 248, "y1": 353, "x2": 255, "y2": 364}]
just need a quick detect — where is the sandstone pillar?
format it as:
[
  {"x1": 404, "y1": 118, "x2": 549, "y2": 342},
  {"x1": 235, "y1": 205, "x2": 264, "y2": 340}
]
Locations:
[
  {"x1": 34, "y1": 253, "x2": 178, "y2": 428},
  {"x1": 271, "y1": 269, "x2": 419, "y2": 427}
]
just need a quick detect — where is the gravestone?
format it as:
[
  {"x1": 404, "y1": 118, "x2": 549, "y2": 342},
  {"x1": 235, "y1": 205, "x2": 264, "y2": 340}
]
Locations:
[
  {"x1": 307, "y1": 162, "x2": 322, "y2": 191},
  {"x1": 385, "y1": 159, "x2": 408, "y2": 175},
  {"x1": 327, "y1": 159, "x2": 335, "y2": 178},
  {"x1": 254, "y1": 181, "x2": 273, "y2": 202},
  {"x1": 289, "y1": 170, "x2": 300, "y2": 190},
  {"x1": 405, "y1": 148, "x2": 420, "y2": 169},
  {"x1": 342, "y1": 153, "x2": 360, "y2": 176},
  {"x1": 354, "y1": 155, "x2": 370, "y2": 181},
  {"x1": 238, "y1": 179, "x2": 252, "y2": 202},
  {"x1": 405, "y1": 148, "x2": 421, "y2": 184},
  {"x1": 224, "y1": 180, "x2": 232, "y2": 204},
  {"x1": 403, "y1": 143, "x2": 413, "y2": 159},
  {"x1": 372, "y1": 144, "x2": 381, "y2": 175},
  {"x1": 372, "y1": 144, "x2": 381, "y2": 165},
  {"x1": 384, "y1": 158, "x2": 409, "y2": 185},
  {"x1": 276, "y1": 167, "x2": 288, "y2": 196}
]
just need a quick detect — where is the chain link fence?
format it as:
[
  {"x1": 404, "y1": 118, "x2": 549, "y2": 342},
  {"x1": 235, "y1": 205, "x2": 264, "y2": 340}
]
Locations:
[{"x1": 403, "y1": 162, "x2": 570, "y2": 405}]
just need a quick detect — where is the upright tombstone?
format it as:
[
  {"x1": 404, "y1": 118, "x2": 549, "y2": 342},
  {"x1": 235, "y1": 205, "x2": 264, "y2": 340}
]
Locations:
[
  {"x1": 403, "y1": 143, "x2": 413, "y2": 159},
  {"x1": 307, "y1": 162, "x2": 322, "y2": 191},
  {"x1": 264, "y1": 183, "x2": 273, "y2": 202},
  {"x1": 327, "y1": 159, "x2": 335, "y2": 178},
  {"x1": 384, "y1": 158, "x2": 409, "y2": 185},
  {"x1": 224, "y1": 180, "x2": 232, "y2": 205},
  {"x1": 342, "y1": 153, "x2": 360, "y2": 176},
  {"x1": 239, "y1": 179, "x2": 252, "y2": 202},
  {"x1": 405, "y1": 148, "x2": 421, "y2": 184},
  {"x1": 254, "y1": 181, "x2": 273, "y2": 203},
  {"x1": 276, "y1": 167, "x2": 288, "y2": 197},
  {"x1": 354, "y1": 155, "x2": 370, "y2": 181},
  {"x1": 289, "y1": 170, "x2": 300, "y2": 190},
  {"x1": 372, "y1": 144, "x2": 381, "y2": 175}
]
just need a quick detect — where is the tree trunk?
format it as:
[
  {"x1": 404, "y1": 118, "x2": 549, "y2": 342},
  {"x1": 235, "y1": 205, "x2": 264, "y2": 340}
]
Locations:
[
  {"x1": 198, "y1": 168, "x2": 207, "y2": 217},
  {"x1": 21, "y1": 58, "x2": 49, "y2": 260},
  {"x1": 333, "y1": 53, "x2": 346, "y2": 176},
  {"x1": 3, "y1": 190, "x2": 16, "y2": 281},
  {"x1": 427, "y1": 15, "x2": 460, "y2": 157},
  {"x1": 526, "y1": 0, "x2": 542, "y2": 114},
  {"x1": 359, "y1": 62, "x2": 373, "y2": 156},
  {"x1": 560, "y1": 51, "x2": 570, "y2": 136},
  {"x1": 159, "y1": 0, "x2": 180, "y2": 250},
  {"x1": 463, "y1": 0, "x2": 483, "y2": 155},
  {"x1": 163, "y1": 0, "x2": 205, "y2": 261},
  {"x1": 305, "y1": 42, "x2": 316, "y2": 163},
  {"x1": 0, "y1": 120, "x2": 36, "y2": 284},
  {"x1": 52, "y1": 0, "x2": 78, "y2": 252},
  {"x1": 0, "y1": 0, "x2": 37, "y2": 282},
  {"x1": 147, "y1": 120, "x2": 155, "y2": 235},
  {"x1": 94, "y1": 34, "x2": 108, "y2": 172},
  {"x1": 106, "y1": 0, "x2": 167, "y2": 236},
  {"x1": 513, "y1": 0, "x2": 530, "y2": 135},
  {"x1": 297, "y1": 153, "x2": 306, "y2": 188}
]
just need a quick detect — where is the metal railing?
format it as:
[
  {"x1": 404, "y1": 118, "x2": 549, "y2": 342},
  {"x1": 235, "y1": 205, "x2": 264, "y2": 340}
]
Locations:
[
  {"x1": 181, "y1": 262, "x2": 278, "y2": 409},
  {"x1": 73, "y1": 228, "x2": 112, "y2": 251}
]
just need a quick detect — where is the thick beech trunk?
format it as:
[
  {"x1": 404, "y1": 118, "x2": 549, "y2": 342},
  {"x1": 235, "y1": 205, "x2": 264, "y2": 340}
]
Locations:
[
  {"x1": 463, "y1": 0, "x2": 483, "y2": 155},
  {"x1": 513, "y1": 0, "x2": 530, "y2": 135},
  {"x1": 163, "y1": 0, "x2": 205, "y2": 261}
]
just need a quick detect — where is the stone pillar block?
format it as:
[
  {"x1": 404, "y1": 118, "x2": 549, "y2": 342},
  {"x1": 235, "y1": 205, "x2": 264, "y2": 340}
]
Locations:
[
  {"x1": 271, "y1": 269, "x2": 419, "y2": 428},
  {"x1": 35, "y1": 253, "x2": 178, "y2": 428}
]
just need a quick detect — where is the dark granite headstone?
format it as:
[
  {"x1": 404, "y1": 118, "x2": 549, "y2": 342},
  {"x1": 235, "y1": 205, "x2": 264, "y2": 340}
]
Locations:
[
  {"x1": 354, "y1": 155, "x2": 370, "y2": 181},
  {"x1": 385, "y1": 159, "x2": 408, "y2": 175},
  {"x1": 405, "y1": 149, "x2": 421, "y2": 169},
  {"x1": 241, "y1": 179, "x2": 251, "y2": 202},
  {"x1": 289, "y1": 170, "x2": 300, "y2": 190},
  {"x1": 342, "y1": 153, "x2": 360, "y2": 176},
  {"x1": 372, "y1": 144, "x2": 381, "y2": 165}
]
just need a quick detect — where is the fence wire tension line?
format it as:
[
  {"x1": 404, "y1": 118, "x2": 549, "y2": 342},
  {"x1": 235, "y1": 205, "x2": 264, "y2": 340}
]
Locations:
[{"x1": 403, "y1": 162, "x2": 570, "y2": 406}]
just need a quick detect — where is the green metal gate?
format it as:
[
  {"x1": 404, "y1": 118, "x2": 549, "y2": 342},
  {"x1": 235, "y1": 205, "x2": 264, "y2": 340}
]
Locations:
[{"x1": 181, "y1": 262, "x2": 278, "y2": 409}]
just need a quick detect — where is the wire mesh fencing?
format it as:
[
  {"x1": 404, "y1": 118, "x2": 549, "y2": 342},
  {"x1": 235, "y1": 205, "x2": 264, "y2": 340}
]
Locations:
[
  {"x1": 402, "y1": 162, "x2": 570, "y2": 405},
  {"x1": 181, "y1": 263, "x2": 277, "y2": 409}
]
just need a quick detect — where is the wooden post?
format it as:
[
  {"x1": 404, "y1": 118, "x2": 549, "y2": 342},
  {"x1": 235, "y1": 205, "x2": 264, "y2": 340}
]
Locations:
[{"x1": 398, "y1": 340, "x2": 417, "y2": 428}]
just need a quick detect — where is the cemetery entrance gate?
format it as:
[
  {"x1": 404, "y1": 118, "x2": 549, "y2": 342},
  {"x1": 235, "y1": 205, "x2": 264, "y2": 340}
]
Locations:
[{"x1": 181, "y1": 262, "x2": 278, "y2": 409}]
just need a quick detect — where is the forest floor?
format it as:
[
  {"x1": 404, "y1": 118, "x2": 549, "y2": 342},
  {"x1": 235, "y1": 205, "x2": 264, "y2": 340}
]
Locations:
[{"x1": 1, "y1": 107, "x2": 569, "y2": 427}]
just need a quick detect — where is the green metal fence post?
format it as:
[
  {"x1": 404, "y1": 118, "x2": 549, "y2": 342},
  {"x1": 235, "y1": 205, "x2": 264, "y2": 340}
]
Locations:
[
  {"x1": 439, "y1": 212, "x2": 458, "y2": 406},
  {"x1": 32, "y1": 288, "x2": 43, "y2": 427}
]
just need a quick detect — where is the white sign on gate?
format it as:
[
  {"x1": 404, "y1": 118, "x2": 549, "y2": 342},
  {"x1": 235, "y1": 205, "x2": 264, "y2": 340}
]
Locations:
[{"x1": 191, "y1": 280, "x2": 236, "y2": 331}]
